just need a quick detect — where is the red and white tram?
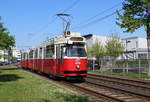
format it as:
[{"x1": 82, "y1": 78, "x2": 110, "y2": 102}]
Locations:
[{"x1": 21, "y1": 32, "x2": 87, "y2": 79}]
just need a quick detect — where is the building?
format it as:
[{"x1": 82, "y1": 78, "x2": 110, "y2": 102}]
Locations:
[
  {"x1": 122, "y1": 37, "x2": 148, "y2": 59},
  {"x1": 83, "y1": 34, "x2": 148, "y2": 60},
  {"x1": 83, "y1": 34, "x2": 108, "y2": 48},
  {"x1": 0, "y1": 50, "x2": 9, "y2": 62},
  {"x1": 12, "y1": 47, "x2": 21, "y2": 61},
  {"x1": 0, "y1": 47, "x2": 21, "y2": 62}
]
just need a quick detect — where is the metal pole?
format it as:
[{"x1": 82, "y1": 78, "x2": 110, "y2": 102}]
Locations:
[
  {"x1": 123, "y1": 60, "x2": 125, "y2": 76},
  {"x1": 93, "y1": 58, "x2": 95, "y2": 71},
  {"x1": 126, "y1": 59, "x2": 128, "y2": 73},
  {"x1": 126, "y1": 40, "x2": 128, "y2": 74},
  {"x1": 138, "y1": 59, "x2": 141, "y2": 79},
  {"x1": 126, "y1": 40, "x2": 131, "y2": 74}
]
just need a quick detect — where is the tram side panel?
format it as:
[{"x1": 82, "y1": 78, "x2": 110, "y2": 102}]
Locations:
[
  {"x1": 33, "y1": 58, "x2": 40, "y2": 72},
  {"x1": 33, "y1": 59, "x2": 37, "y2": 71},
  {"x1": 20, "y1": 60, "x2": 25, "y2": 68},
  {"x1": 28, "y1": 59, "x2": 33, "y2": 69},
  {"x1": 21, "y1": 53, "x2": 26, "y2": 68},
  {"x1": 56, "y1": 58, "x2": 63, "y2": 76},
  {"x1": 43, "y1": 59, "x2": 50, "y2": 74},
  {"x1": 37, "y1": 59, "x2": 42, "y2": 72},
  {"x1": 42, "y1": 58, "x2": 56, "y2": 75},
  {"x1": 24, "y1": 59, "x2": 28, "y2": 68}
]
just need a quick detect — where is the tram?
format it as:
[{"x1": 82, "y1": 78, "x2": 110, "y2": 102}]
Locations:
[{"x1": 21, "y1": 31, "x2": 87, "y2": 79}]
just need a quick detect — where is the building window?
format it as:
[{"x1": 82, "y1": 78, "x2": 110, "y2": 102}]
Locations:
[
  {"x1": 138, "y1": 53, "x2": 147, "y2": 59},
  {"x1": 136, "y1": 41, "x2": 138, "y2": 48}
]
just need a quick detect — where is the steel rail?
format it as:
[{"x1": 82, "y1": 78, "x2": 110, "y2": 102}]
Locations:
[
  {"x1": 60, "y1": 81, "x2": 124, "y2": 102},
  {"x1": 86, "y1": 78, "x2": 150, "y2": 99},
  {"x1": 87, "y1": 76, "x2": 150, "y2": 90},
  {"x1": 88, "y1": 73, "x2": 150, "y2": 85}
]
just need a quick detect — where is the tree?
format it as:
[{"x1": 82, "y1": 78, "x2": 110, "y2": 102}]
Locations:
[
  {"x1": 0, "y1": 17, "x2": 15, "y2": 50},
  {"x1": 116, "y1": 0, "x2": 150, "y2": 75},
  {"x1": 88, "y1": 40, "x2": 106, "y2": 69},
  {"x1": 0, "y1": 53, "x2": 3, "y2": 59},
  {"x1": 105, "y1": 34, "x2": 124, "y2": 71},
  {"x1": 105, "y1": 34, "x2": 124, "y2": 58}
]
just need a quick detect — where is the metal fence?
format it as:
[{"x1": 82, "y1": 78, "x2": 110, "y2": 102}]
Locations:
[{"x1": 88, "y1": 59, "x2": 149, "y2": 79}]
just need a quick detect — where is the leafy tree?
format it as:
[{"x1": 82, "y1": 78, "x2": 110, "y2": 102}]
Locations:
[
  {"x1": 0, "y1": 17, "x2": 15, "y2": 50},
  {"x1": 105, "y1": 34, "x2": 124, "y2": 58},
  {"x1": 88, "y1": 40, "x2": 106, "y2": 69},
  {"x1": 116, "y1": 0, "x2": 150, "y2": 75},
  {"x1": 0, "y1": 54, "x2": 3, "y2": 59},
  {"x1": 105, "y1": 34, "x2": 124, "y2": 70}
]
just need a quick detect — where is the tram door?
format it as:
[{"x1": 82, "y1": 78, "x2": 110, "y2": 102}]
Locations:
[{"x1": 56, "y1": 45, "x2": 61, "y2": 74}]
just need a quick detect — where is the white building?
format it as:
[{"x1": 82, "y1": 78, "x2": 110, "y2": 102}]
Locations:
[
  {"x1": 0, "y1": 48, "x2": 21, "y2": 62},
  {"x1": 122, "y1": 37, "x2": 148, "y2": 59},
  {"x1": 12, "y1": 47, "x2": 21, "y2": 61},
  {"x1": 83, "y1": 34, "x2": 108, "y2": 48},
  {"x1": 0, "y1": 50, "x2": 9, "y2": 62},
  {"x1": 83, "y1": 34, "x2": 148, "y2": 59}
]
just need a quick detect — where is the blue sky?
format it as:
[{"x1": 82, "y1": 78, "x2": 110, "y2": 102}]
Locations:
[{"x1": 0, "y1": 0, "x2": 146, "y2": 49}]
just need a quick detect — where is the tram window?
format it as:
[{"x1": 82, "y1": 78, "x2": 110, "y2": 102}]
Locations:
[
  {"x1": 35, "y1": 49, "x2": 38, "y2": 59},
  {"x1": 39, "y1": 48, "x2": 42, "y2": 59},
  {"x1": 21, "y1": 53, "x2": 23, "y2": 59},
  {"x1": 56, "y1": 45, "x2": 61, "y2": 58},
  {"x1": 65, "y1": 45, "x2": 86, "y2": 57},
  {"x1": 25, "y1": 53, "x2": 27, "y2": 59},
  {"x1": 45, "y1": 45, "x2": 54, "y2": 58},
  {"x1": 29, "y1": 50, "x2": 33, "y2": 59},
  {"x1": 21, "y1": 53, "x2": 25, "y2": 60},
  {"x1": 21, "y1": 54, "x2": 23, "y2": 60},
  {"x1": 26, "y1": 53, "x2": 29, "y2": 59},
  {"x1": 24, "y1": 53, "x2": 26, "y2": 59}
]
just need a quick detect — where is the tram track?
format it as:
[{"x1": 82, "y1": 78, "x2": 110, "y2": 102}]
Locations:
[
  {"x1": 87, "y1": 76, "x2": 150, "y2": 96},
  {"x1": 85, "y1": 80, "x2": 150, "y2": 102},
  {"x1": 86, "y1": 73, "x2": 150, "y2": 101},
  {"x1": 17, "y1": 66, "x2": 150, "y2": 102},
  {"x1": 87, "y1": 73, "x2": 150, "y2": 94},
  {"x1": 88, "y1": 73, "x2": 150, "y2": 86}
]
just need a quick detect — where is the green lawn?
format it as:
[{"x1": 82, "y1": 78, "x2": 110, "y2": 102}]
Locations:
[{"x1": 0, "y1": 65, "x2": 93, "y2": 102}]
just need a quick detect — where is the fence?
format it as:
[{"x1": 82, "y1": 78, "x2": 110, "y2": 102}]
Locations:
[{"x1": 88, "y1": 59, "x2": 149, "y2": 79}]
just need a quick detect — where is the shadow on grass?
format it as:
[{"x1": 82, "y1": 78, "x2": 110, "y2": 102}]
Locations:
[
  {"x1": 0, "y1": 68, "x2": 19, "y2": 70},
  {"x1": 0, "y1": 74, "x2": 23, "y2": 82}
]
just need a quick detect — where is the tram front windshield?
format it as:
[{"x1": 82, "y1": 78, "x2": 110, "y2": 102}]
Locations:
[{"x1": 64, "y1": 45, "x2": 86, "y2": 57}]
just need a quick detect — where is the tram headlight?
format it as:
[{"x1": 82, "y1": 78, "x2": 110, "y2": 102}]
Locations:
[{"x1": 76, "y1": 65, "x2": 80, "y2": 69}]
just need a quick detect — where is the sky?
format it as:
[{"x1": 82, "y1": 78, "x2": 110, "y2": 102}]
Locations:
[{"x1": 0, "y1": 0, "x2": 146, "y2": 50}]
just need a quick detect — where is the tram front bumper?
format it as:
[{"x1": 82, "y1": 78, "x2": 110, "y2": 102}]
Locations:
[{"x1": 64, "y1": 71, "x2": 87, "y2": 77}]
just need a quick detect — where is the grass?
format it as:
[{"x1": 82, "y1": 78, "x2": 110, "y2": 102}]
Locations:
[
  {"x1": 88, "y1": 70, "x2": 150, "y2": 80},
  {"x1": 0, "y1": 65, "x2": 94, "y2": 102}
]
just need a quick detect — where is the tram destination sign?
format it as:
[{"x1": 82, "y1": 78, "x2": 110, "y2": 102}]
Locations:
[{"x1": 70, "y1": 37, "x2": 83, "y2": 41}]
